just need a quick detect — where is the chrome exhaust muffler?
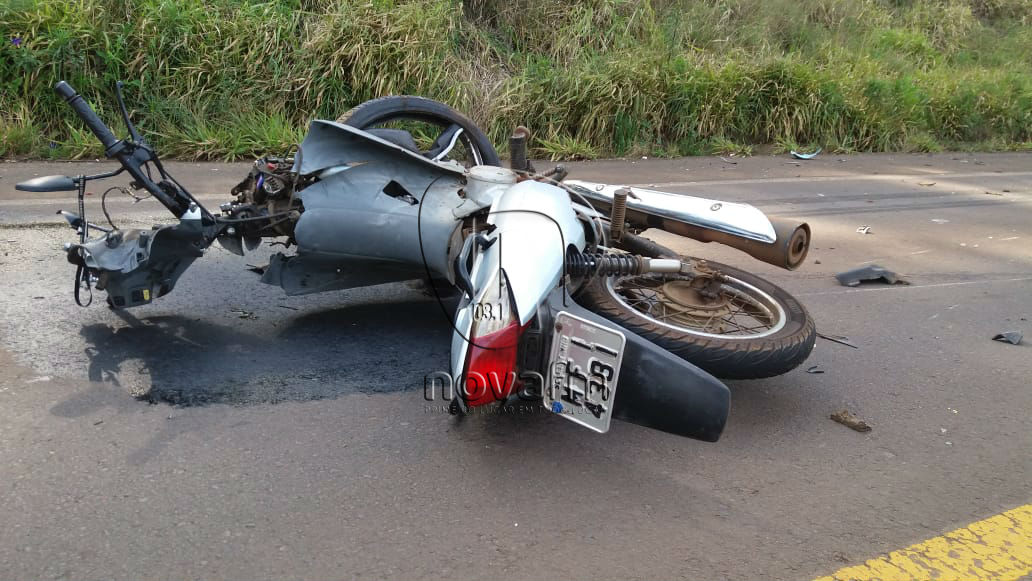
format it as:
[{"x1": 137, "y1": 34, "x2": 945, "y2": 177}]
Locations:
[{"x1": 565, "y1": 180, "x2": 810, "y2": 270}]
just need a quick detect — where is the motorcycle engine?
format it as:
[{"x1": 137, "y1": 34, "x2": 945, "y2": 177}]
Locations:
[{"x1": 226, "y1": 156, "x2": 302, "y2": 238}]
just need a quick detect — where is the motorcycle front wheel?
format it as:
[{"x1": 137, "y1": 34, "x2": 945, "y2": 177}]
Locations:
[{"x1": 578, "y1": 254, "x2": 816, "y2": 380}]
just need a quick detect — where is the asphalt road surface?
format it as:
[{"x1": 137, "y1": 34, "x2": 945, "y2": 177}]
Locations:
[{"x1": 1, "y1": 153, "x2": 1030, "y2": 580}]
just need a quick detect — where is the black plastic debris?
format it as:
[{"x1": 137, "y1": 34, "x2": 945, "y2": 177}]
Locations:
[
  {"x1": 817, "y1": 332, "x2": 858, "y2": 349},
  {"x1": 835, "y1": 265, "x2": 910, "y2": 287},
  {"x1": 806, "y1": 365, "x2": 825, "y2": 374},
  {"x1": 992, "y1": 331, "x2": 1023, "y2": 345}
]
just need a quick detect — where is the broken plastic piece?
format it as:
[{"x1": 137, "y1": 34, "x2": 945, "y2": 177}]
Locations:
[
  {"x1": 791, "y1": 148, "x2": 822, "y2": 160},
  {"x1": 856, "y1": 225, "x2": 872, "y2": 234},
  {"x1": 830, "y1": 409, "x2": 872, "y2": 432},
  {"x1": 991, "y1": 331, "x2": 1023, "y2": 345},
  {"x1": 835, "y1": 265, "x2": 909, "y2": 287},
  {"x1": 806, "y1": 365, "x2": 825, "y2": 374},
  {"x1": 230, "y1": 308, "x2": 258, "y2": 320}
]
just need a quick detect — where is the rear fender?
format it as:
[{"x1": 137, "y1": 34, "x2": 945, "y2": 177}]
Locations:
[{"x1": 543, "y1": 289, "x2": 730, "y2": 442}]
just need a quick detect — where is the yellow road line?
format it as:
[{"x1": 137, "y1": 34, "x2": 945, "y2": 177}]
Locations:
[{"x1": 816, "y1": 504, "x2": 1032, "y2": 581}]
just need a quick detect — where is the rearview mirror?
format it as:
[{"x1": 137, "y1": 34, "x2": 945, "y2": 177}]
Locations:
[{"x1": 16, "y1": 175, "x2": 78, "y2": 192}]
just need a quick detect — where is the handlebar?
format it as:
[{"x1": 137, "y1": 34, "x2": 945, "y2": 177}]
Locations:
[
  {"x1": 54, "y1": 81, "x2": 122, "y2": 155},
  {"x1": 52, "y1": 80, "x2": 216, "y2": 223}
]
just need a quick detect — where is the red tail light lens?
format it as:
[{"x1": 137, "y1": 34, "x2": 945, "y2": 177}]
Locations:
[{"x1": 462, "y1": 268, "x2": 526, "y2": 406}]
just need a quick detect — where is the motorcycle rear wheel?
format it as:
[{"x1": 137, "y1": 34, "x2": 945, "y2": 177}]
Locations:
[
  {"x1": 578, "y1": 243, "x2": 816, "y2": 380},
  {"x1": 338, "y1": 96, "x2": 501, "y2": 168}
]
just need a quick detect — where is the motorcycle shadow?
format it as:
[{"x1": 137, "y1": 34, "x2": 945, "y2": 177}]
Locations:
[{"x1": 77, "y1": 297, "x2": 453, "y2": 407}]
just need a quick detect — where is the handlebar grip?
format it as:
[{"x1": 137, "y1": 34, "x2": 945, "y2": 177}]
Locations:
[{"x1": 54, "y1": 81, "x2": 120, "y2": 153}]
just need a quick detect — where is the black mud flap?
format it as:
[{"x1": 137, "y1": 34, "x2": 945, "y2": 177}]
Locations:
[{"x1": 545, "y1": 291, "x2": 730, "y2": 442}]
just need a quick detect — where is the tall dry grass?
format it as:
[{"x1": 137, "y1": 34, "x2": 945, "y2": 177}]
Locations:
[{"x1": 1, "y1": 0, "x2": 1029, "y2": 159}]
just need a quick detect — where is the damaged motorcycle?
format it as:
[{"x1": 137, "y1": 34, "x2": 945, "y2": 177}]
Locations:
[{"x1": 17, "y1": 82, "x2": 816, "y2": 442}]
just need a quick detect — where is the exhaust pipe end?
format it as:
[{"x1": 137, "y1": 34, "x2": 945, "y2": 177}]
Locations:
[
  {"x1": 659, "y1": 217, "x2": 812, "y2": 270},
  {"x1": 772, "y1": 218, "x2": 810, "y2": 270}
]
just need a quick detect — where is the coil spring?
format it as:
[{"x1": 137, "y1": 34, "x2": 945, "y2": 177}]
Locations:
[
  {"x1": 566, "y1": 250, "x2": 642, "y2": 277},
  {"x1": 610, "y1": 188, "x2": 629, "y2": 242}
]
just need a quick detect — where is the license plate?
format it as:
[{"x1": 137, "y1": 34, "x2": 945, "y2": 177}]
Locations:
[{"x1": 545, "y1": 311, "x2": 626, "y2": 433}]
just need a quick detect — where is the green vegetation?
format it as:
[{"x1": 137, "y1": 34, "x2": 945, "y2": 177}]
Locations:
[{"x1": 1, "y1": 0, "x2": 1030, "y2": 159}]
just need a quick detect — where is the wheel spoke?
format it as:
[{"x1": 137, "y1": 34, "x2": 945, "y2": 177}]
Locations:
[{"x1": 610, "y1": 273, "x2": 784, "y2": 338}]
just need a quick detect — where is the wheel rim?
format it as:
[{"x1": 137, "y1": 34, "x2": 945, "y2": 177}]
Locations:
[
  {"x1": 604, "y1": 272, "x2": 787, "y2": 339},
  {"x1": 353, "y1": 114, "x2": 485, "y2": 167}
]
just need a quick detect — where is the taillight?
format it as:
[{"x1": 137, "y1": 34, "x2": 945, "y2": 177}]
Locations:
[{"x1": 462, "y1": 268, "x2": 527, "y2": 406}]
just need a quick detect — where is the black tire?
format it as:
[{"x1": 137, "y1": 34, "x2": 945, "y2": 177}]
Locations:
[
  {"x1": 338, "y1": 95, "x2": 501, "y2": 167},
  {"x1": 578, "y1": 258, "x2": 816, "y2": 380}
]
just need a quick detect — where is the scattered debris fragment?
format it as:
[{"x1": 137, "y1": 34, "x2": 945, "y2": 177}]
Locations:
[
  {"x1": 806, "y1": 365, "x2": 825, "y2": 374},
  {"x1": 719, "y1": 156, "x2": 737, "y2": 164},
  {"x1": 830, "y1": 409, "x2": 872, "y2": 433},
  {"x1": 984, "y1": 190, "x2": 1003, "y2": 196},
  {"x1": 93, "y1": 420, "x2": 104, "y2": 426},
  {"x1": 790, "y1": 148, "x2": 822, "y2": 160},
  {"x1": 817, "y1": 332, "x2": 858, "y2": 349},
  {"x1": 918, "y1": 181, "x2": 936, "y2": 186},
  {"x1": 856, "y1": 225, "x2": 873, "y2": 234},
  {"x1": 814, "y1": 259, "x2": 822, "y2": 264},
  {"x1": 991, "y1": 331, "x2": 1023, "y2": 345},
  {"x1": 835, "y1": 265, "x2": 909, "y2": 287},
  {"x1": 930, "y1": 218, "x2": 949, "y2": 224},
  {"x1": 277, "y1": 304, "x2": 299, "y2": 311},
  {"x1": 230, "y1": 308, "x2": 258, "y2": 320}
]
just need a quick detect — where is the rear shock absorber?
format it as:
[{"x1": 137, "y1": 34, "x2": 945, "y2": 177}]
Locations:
[
  {"x1": 566, "y1": 249, "x2": 683, "y2": 278},
  {"x1": 609, "y1": 187, "x2": 630, "y2": 243}
]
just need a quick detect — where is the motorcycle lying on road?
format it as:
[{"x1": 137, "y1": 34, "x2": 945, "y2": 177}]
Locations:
[{"x1": 17, "y1": 81, "x2": 816, "y2": 442}]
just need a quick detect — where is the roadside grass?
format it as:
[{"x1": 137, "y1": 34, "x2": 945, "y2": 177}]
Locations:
[{"x1": 1, "y1": 0, "x2": 1029, "y2": 160}]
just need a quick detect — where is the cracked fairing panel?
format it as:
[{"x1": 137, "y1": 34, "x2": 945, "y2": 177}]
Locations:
[
  {"x1": 74, "y1": 230, "x2": 151, "y2": 273},
  {"x1": 294, "y1": 120, "x2": 466, "y2": 178},
  {"x1": 275, "y1": 120, "x2": 475, "y2": 290},
  {"x1": 72, "y1": 222, "x2": 204, "y2": 273}
]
